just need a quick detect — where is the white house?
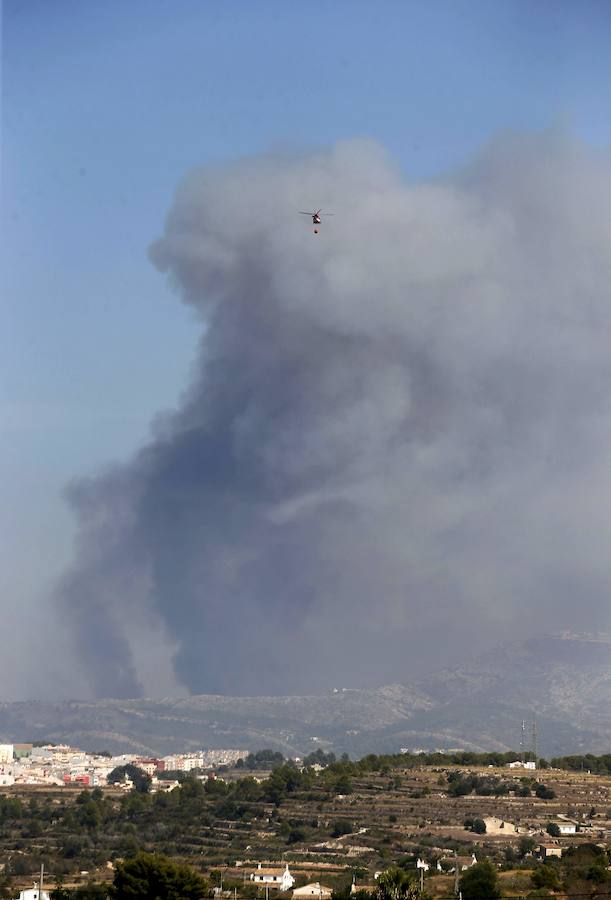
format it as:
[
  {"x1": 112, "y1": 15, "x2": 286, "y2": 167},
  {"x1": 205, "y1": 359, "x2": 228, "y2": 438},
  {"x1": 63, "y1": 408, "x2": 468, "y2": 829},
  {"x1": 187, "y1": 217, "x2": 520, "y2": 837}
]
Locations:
[
  {"x1": 292, "y1": 884, "x2": 332, "y2": 899},
  {"x1": 17, "y1": 890, "x2": 50, "y2": 900},
  {"x1": 251, "y1": 864, "x2": 295, "y2": 892}
]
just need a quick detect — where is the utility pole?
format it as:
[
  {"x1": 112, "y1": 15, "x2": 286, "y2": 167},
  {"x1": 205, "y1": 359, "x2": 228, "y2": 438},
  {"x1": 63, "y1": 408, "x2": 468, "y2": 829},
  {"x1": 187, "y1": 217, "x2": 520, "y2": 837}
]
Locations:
[
  {"x1": 39, "y1": 863, "x2": 45, "y2": 899},
  {"x1": 454, "y1": 860, "x2": 460, "y2": 896},
  {"x1": 532, "y1": 721, "x2": 538, "y2": 769}
]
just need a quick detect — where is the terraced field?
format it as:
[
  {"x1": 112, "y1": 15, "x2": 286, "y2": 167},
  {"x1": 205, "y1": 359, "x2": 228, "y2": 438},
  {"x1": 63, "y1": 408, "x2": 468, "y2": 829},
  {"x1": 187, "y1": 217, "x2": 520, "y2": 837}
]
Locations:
[{"x1": 2, "y1": 764, "x2": 611, "y2": 897}]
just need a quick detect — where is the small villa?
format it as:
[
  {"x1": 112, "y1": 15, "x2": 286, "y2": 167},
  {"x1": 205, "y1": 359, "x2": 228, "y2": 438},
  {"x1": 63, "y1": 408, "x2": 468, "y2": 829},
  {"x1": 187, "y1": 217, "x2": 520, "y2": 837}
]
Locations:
[{"x1": 250, "y1": 864, "x2": 295, "y2": 892}]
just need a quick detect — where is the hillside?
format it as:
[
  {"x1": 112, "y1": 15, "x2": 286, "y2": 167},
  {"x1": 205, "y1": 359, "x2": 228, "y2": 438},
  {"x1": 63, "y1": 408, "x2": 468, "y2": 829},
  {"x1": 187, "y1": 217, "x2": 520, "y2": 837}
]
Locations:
[{"x1": 1, "y1": 634, "x2": 610, "y2": 756}]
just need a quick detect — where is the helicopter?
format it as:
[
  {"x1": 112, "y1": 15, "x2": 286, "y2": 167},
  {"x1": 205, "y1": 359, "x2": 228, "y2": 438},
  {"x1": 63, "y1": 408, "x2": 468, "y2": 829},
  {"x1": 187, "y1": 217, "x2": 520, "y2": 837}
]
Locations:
[{"x1": 299, "y1": 209, "x2": 333, "y2": 234}]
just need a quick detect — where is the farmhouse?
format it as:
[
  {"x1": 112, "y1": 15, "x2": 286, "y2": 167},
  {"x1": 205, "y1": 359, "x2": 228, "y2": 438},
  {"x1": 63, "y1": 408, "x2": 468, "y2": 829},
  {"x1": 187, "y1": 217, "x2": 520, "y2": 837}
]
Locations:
[
  {"x1": 250, "y1": 864, "x2": 295, "y2": 892},
  {"x1": 538, "y1": 844, "x2": 563, "y2": 859}
]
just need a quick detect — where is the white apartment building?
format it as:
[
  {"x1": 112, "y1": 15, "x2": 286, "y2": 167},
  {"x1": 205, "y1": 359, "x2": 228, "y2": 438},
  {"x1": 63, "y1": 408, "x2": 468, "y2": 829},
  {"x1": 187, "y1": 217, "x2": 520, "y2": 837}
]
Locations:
[
  {"x1": 0, "y1": 765, "x2": 14, "y2": 786},
  {"x1": 0, "y1": 744, "x2": 13, "y2": 764}
]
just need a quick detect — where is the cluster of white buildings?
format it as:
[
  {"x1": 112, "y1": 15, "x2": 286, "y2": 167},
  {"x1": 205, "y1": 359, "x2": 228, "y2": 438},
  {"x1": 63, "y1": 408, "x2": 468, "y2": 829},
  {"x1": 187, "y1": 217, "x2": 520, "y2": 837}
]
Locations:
[
  {"x1": 162, "y1": 747, "x2": 246, "y2": 772},
  {"x1": 0, "y1": 743, "x2": 246, "y2": 787},
  {"x1": 249, "y1": 865, "x2": 335, "y2": 900}
]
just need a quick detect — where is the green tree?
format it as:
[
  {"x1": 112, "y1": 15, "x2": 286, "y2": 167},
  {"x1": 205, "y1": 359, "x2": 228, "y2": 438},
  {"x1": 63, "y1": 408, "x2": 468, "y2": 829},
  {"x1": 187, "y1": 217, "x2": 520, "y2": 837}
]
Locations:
[
  {"x1": 303, "y1": 749, "x2": 336, "y2": 767},
  {"x1": 108, "y1": 764, "x2": 151, "y2": 793},
  {"x1": 287, "y1": 826, "x2": 307, "y2": 844},
  {"x1": 110, "y1": 852, "x2": 208, "y2": 899},
  {"x1": 519, "y1": 836, "x2": 536, "y2": 858},
  {"x1": 51, "y1": 889, "x2": 71, "y2": 900},
  {"x1": 459, "y1": 860, "x2": 501, "y2": 900},
  {"x1": 586, "y1": 862, "x2": 610, "y2": 884},
  {"x1": 535, "y1": 784, "x2": 556, "y2": 800},
  {"x1": 334, "y1": 775, "x2": 353, "y2": 795},
  {"x1": 546, "y1": 822, "x2": 560, "y2": 837},
  {"x1": 376, "y1": 866, "x2": 419, "y2": 900},
  {"x1": 331, "y1": 819, "x2": 353, "y2": 837},
  {"x1": 531, "y1": 865, "x2": 561, "y2": 891}
]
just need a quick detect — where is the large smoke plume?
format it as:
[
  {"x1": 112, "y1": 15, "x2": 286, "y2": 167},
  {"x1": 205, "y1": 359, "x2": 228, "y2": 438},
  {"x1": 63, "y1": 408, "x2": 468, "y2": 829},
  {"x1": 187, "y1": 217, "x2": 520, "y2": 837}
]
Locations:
[{"x1": 58, "y1": 134, "x2": 611, "y2": 698}]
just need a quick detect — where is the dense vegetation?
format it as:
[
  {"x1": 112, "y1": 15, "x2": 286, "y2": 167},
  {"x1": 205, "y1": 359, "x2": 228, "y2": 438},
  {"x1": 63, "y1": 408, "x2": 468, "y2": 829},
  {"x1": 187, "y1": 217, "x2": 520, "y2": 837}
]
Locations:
[
  {"x1": 551, "y1": 753, "x2": 611, "y2": 775},
  {"x1": 229, "y1": 748, "x2": 611, "y2": 777},
  {"x1": 0, "y1": 763, "x2": 358, "y2": 889},
  {"x1": 447, "y1": 772, "x2": 523, "y2": 797},
  {"x1": 235, "y1": 750, "x2": 286, "y2": 770}
]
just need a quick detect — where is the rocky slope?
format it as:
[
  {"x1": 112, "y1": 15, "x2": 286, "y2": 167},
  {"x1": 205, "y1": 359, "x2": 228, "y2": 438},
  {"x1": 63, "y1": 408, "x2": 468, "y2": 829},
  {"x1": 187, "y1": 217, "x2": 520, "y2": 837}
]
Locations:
[{"x1": 1, "y1": 633, "x2": 609, "y2": 757}]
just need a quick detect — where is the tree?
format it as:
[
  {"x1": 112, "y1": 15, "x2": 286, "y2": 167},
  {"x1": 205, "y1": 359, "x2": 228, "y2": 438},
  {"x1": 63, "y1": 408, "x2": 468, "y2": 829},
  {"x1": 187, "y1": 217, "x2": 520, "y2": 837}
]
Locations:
[
  {"x1": 546, "y1": 822, "x2": 561, "y2": 837},
  {"x1": 334, "y1": 775, "x2": 353, "y2": 795},
  {"x1": 241, "y1": 749, "x2": 285, "y2": 770},
  {"x1": 108, "y1": 764, "x2": 151, "y2": 793},
  {"x1": 464, "y1": 817, "x2": 486, "y2": 834},
  {"x1": 586, "y1": 862, "x2": 610, "y2": 884},
  {"x1": 376, "y1": 867, "x2": 419, "y2": 900},
  {"x1": 303, "y1": 749, "x2": 336, "y2": 767},
  {"x1": 531, "y1": 865, "x2": 561, "y2": 891},
  {"x1": 331, "y1": 819, "x2": 353, "y2": 837},
  {"x1": 535, "y1": 784, "x2": 556, "y2": 800},
  {"x1": 287, "y1": 826, "x2": 307, "y2": 844},
  {"x1": 459, "y1": 860, "x2": 501, "y2": 900},
  {"x1": 110, "y1": 852, "x2": 208, "y2": 899},
  {"x1": 519, "y1": 836, "x2": 536, "y2": 858}
]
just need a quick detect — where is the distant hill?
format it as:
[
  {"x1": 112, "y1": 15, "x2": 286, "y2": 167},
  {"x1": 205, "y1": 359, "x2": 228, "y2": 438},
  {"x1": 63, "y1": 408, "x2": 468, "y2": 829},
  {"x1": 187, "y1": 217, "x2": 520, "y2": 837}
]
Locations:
[{"x1": 1, "y1": 633, "x2": 610, "y2": 757}]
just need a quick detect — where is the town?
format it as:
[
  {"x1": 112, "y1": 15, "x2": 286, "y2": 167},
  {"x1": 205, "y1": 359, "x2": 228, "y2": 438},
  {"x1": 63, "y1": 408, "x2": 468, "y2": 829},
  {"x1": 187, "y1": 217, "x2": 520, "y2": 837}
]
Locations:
[{"x1": 0, "y1": 743, "x2": 247, "y2": 788}]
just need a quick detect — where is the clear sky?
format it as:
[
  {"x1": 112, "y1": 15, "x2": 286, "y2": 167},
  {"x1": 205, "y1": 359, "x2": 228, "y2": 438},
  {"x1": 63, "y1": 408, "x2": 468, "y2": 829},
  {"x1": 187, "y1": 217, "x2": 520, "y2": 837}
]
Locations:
[{"x1": 2, "y1": 0, "x2": 611, "y2": 697}]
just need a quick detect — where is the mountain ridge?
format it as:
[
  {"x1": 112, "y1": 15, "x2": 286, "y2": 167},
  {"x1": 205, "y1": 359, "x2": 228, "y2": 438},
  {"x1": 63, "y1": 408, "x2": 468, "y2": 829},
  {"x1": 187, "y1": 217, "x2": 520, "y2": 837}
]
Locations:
[{"x1": 1, "y1": 633, "x2": 609, "y2": 758}]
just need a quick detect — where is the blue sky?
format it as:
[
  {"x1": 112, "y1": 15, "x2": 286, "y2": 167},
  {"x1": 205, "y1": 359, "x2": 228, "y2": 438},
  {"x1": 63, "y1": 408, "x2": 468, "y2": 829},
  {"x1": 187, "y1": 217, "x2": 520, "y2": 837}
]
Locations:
[{"x1": 2, "y1": 0, "x2": 611, "y2": 696}]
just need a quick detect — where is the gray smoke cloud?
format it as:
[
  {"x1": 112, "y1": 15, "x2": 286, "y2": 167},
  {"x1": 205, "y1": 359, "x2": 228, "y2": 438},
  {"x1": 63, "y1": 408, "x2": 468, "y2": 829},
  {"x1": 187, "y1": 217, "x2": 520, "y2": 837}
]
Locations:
[{"x1": 58, "y1": 133, "x2": 611, "y2": 698}]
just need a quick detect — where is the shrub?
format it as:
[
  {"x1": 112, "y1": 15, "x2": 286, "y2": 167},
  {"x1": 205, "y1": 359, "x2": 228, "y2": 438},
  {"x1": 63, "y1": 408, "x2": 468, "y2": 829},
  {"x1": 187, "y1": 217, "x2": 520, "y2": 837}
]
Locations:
[{"x1": 535, "y1": 784, "x2": 556, "y2": 800}]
